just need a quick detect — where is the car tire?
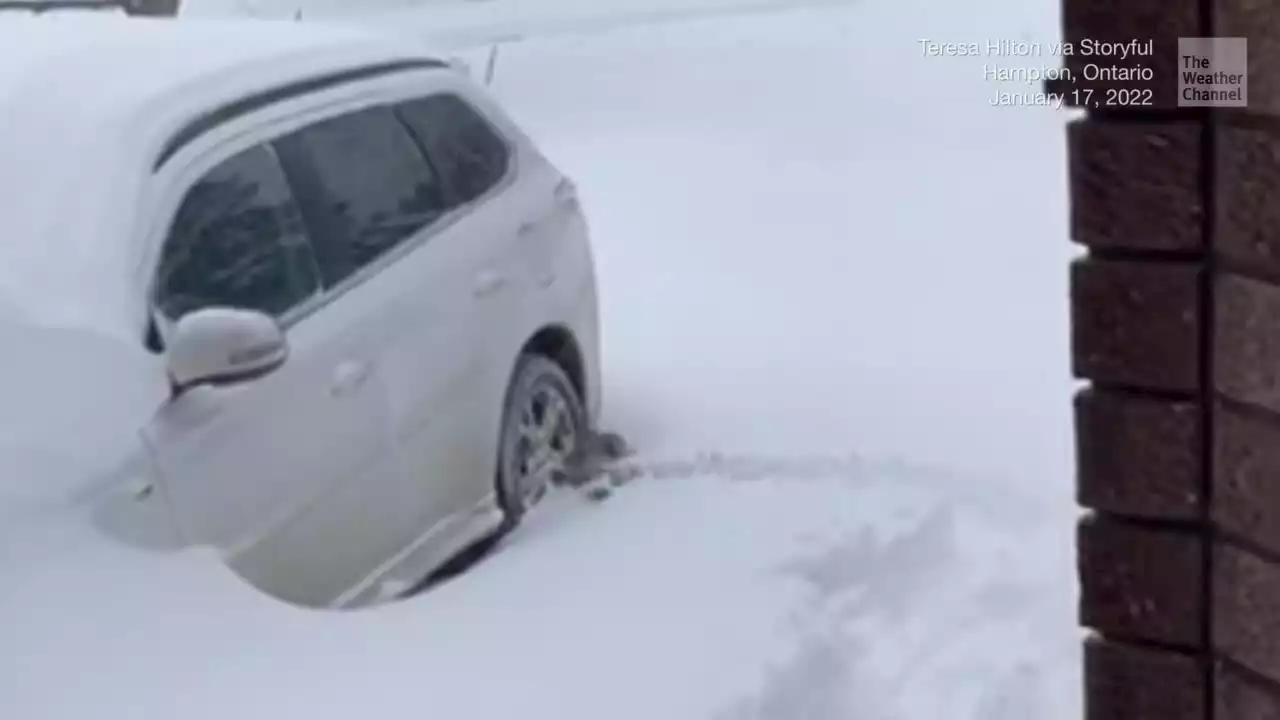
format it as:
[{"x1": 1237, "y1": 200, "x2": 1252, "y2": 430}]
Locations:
[{"x1": 494, "y1": 352, "x2": 588, "y2": 529}]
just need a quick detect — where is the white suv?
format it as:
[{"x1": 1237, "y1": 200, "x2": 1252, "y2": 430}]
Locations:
[{"x1": 0, "y1": 18, "x2": 602, "y2": 609}]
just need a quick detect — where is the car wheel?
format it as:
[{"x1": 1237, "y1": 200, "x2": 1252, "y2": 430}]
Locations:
[{"x1": 495, "y1": 352, "x2": 587, "y2": 528}]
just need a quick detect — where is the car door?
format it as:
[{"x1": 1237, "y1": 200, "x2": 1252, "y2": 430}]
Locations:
[
  {"x1": 391, "y1": 91, "x2": 530, "y2": 492},
  {"x1": 270, "y1": 101, "x2": 492, "y2": 597},
  {"x1": 141, "y1": 141, "x2": 397, "y2": 609}
]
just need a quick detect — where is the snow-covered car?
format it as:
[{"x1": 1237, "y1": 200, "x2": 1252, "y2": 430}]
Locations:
[{"x1": 0, "y1": 17, "x2": 601, "y2": 610}]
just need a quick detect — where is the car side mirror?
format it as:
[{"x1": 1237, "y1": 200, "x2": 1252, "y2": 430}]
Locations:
[{"x1": 165, "y1": 307, "x2": 288, "y2": 394}]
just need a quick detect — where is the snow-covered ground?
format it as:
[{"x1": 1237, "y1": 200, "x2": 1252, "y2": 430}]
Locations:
[
  {"x1": 462, "y1": 2, "x2": 1081, "y2": 716},
  {"x1": 6, "y1": 0, "x2": 1084, "y2": 718}
]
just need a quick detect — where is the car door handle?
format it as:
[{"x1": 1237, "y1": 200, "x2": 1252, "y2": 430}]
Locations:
[
  {"x1": 473, "y1": 269, "x2": 507, "y2": 297},
  {"x1": 329, "y1": 360, "x2": 371, "y2": 397}
]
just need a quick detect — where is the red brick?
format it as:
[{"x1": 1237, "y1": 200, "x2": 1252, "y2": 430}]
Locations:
[
  {"x1": 1215, "y1": 542, "x2": 1280, "y2": 682},
  {"x1": 1214, "y1": 403, "x2": 1280, "y2": 556},
  {"x1": 1075, "y1": 387, "x2": 1201, "y2": 519},
  {"x1": 1078, "y1": 514, "x2": 1204, "y2": 646},
  {"x1": 1215, "y1": 274, "x2": 1280, "y2": 413},
  {"x1": 1071, "y1": 258, "x2": 1201, "y2": 390},
  {"x1": 1083, "y1": 636, "x2": 1204, "y2": 720},
  {"x1": 1217, "y1": 125, "x2": 1280, "y2": 278},
  {"x1": 1218, "y1": 661, "x2": 1280, "y2": 720},
  {"x1": 1069, "y1": 120, "x2": 1203, "y2": 251},
  {"x1": 1061, "y1": 0, "x2": 1199, "y2": 110},
  {"x1": 1218, "y1": 1, "x2": 1280, "y2": 116}
]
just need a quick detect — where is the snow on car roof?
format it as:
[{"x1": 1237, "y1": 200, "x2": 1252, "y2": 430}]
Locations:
[{"x1": 0, "y1": 17, "x2": 444, "y2": 339}]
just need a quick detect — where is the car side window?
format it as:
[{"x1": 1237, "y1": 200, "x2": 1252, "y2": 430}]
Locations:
[
  {"x1": 395, "y1": 94, "x2": 511, "y2": 205},
  {"x1": 273, "y1": 105, "x2": 449, "y2": 288},
  {"x1": 154, "y1": 144, "x2": 320, "y2": 322}
]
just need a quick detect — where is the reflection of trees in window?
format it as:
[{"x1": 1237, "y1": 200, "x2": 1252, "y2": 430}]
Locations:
[
  {"x1": 397, "y1": 95, "x2": 510, "y2": 204},
  {"x1": 156, "y1": 146, "x2": 319, "y2": 320},
  {"x1": 276, "y1": 107, "x2": 449, "y2": 285},
  {"x1": 347, "y1": 182, "x2": 446, "y2": 266}
]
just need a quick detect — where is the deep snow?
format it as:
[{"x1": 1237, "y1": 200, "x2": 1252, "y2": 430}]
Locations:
[
  {"x1": 475, "y1": 1, "x2": 1081, "y2": 716},
  {"x1": 3, "y1": 0, "x2": 1083, "y2": 718}
]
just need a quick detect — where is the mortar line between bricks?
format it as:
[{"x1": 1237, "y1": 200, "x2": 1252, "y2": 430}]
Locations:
[
  {"x1": 1087, "y1": 247, "x2": 1205, "y2": 264},
  {"x1": 1093, "y1": 630, "x2": 1202, "y2": 658},
  {"x1": 1220, "y1": 656, "x2": 1280, "y2": 701},
  {"x1": 1214, "y1": 392, "x2": 1280, "y2": 429},
  {"x1": 1214, "y1": 528, "x2": 1280, "y2": 568},
  {"x1": 1217, "y1": 107, "x2": 1280, "y2": 131},
  {"x1": 1086, "y1": 511, "x2": 1203, "y2": 535},
  {"x1": 1198, "y1": 0, "x2": 1217, "y2": 712},
  {"x1": 1213, "y1": 256, "x2": 1280, "y2": 289},
  {"x1": 1088, "y1": 381, "x2": 1197, "y2": 404}
]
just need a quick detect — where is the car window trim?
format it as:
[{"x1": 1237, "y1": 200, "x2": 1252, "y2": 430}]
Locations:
[
  {"x1": 153, "y1": 57, "x2": 447, "y2": 173},
  {"x1": 145, "y1": 75, "x2": 520, "y2": 347}
]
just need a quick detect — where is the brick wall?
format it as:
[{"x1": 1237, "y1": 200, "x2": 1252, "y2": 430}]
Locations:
[{"x1": 1066, "y1": 0, "x2": 1280, "y2": 718}]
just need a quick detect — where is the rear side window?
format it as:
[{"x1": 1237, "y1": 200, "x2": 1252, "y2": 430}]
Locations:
[
  {"x1": 274, "y1": 106, "x2": 449, "y2": 288},
  {"x1": 396, "y1": 94, "x2": 510, "y2": 205},
  {"x1": 154, "y1": 144, "x2": 320, "y2": 321}
]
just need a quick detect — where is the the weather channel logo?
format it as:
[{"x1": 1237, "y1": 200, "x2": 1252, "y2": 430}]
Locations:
[{"x1": 1179, "y1": 37, "x2": 1248, "y2": 107}]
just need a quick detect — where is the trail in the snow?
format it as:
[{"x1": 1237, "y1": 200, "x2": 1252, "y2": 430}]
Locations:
[{"x1": 538, "y1": 448, "x2": 1077, "y2": 720}]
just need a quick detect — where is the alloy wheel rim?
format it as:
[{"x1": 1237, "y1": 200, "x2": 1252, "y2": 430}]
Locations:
[{"x1": 511, "y1": 380, "x2": 578, "y2": 508}]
